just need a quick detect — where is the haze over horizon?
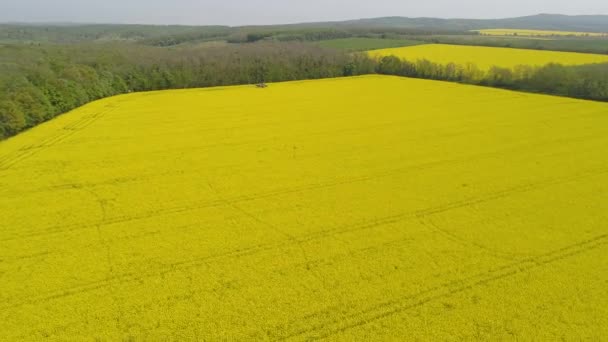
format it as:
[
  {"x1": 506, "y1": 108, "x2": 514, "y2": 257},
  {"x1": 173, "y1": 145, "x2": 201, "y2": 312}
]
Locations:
[{"x1": 1, "y1": 0, "x2": 607, "y2": 26}]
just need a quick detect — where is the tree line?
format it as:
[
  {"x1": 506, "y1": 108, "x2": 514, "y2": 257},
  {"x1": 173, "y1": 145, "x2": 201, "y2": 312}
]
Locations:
[
  {"x1": 375, "y1": 55, "x2": 608, "y2": 101},
  {"x1": 1, "y1": 41, "x2": 607, "y2": 139},
  {"x1": 414, "y1": 35, "x2": 608, "y2": 55},
  {"x1": 0, "y1": 23, "x2": 471, "y2": 46}
]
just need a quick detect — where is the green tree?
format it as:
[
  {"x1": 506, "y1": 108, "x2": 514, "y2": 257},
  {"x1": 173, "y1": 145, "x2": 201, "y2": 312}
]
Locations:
[{"x1": 0, "y1": 100, "x2": 26, "y2": 138}]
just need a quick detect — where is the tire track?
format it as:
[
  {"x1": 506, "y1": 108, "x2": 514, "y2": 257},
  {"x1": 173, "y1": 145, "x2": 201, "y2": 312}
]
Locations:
[
  {"x1": 0, "y1": 112, "x2": 104, "y2": 170},
  {"x1": 2, "y1": 96, "x2": 604, "y2": 175},
  {"x1": 1, "y1": 165, "x2": 607, "y2": 311},
  {"x1": 0, "y1": 99, "x2": 128, "y2": 172},
  {"x1": 0, "y1": 111, "x2": 99, "y2": 170},
  {"x1": 0, "y1": 159, "x2": 468, "y2": 241},
  {"x1": 272, "y1": 233, "x2": 608, "y2": 341},
  {"x1": 3, "y1": 135, "x2": 607, "y2": 243},
  {"x1": 0, "y1": 107, "x2": 402, "y2": 172},
  {"x1": 420, "y1": 218, "x2": 525, "y2": 261}
]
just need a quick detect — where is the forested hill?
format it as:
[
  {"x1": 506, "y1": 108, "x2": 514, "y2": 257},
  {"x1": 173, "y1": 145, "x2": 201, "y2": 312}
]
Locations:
[
  {"x1": 0, "y1": 24, "x2": 234, "y2": 44},
  {"x1": 328, "y1": 14, "x2": 608, "y2": 32},
  {"x1": 2, "y1": 14, "x2": 608, "y2": 45}
]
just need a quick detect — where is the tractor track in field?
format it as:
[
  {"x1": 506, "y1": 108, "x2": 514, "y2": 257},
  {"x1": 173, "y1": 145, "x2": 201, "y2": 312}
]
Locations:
[
  {"x1": 2, "y1": 92, "x2": 605, "y2": 176},
  {"x1": 0, "y1": 107, "x2": 402, "y2": 172},
  {"x1": 270, "y1": 233, "x2": 608, "y2": 341},
  {"x1": 1, "y1": 163, "x2": 607, "y2": 312},
  {"x1": 2, "y1": 127, "x2": 604, "y2": 200},
  {"x1": 3, "y1": 76, "x2": 608, "y2": 340},
  {"x1": 0, "y1": 99, "x2": 129, "y2": 172},
  {"x1": 2, "y1": 130, "x2": 607, "y2": 243}
]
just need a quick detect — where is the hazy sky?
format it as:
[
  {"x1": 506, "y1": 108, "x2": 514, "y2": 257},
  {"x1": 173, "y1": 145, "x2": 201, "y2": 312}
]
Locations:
[{"x1": 1, "y1": 0, "x2": 607, "y2": 25}]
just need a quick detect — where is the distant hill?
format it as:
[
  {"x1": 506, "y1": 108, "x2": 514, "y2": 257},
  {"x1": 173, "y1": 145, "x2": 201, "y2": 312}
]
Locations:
[
  {"x1": 2, "y1": 14, "x2": 608, "y2": 45},
  {"x1": 332, "y1": 14, "x2": 608, "y2": 33}
]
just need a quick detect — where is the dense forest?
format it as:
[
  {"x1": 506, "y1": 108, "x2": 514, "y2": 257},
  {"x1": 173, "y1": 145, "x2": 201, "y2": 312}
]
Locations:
[{"x1": 0, "y1": 23, "x2": 470, "y2": 46}]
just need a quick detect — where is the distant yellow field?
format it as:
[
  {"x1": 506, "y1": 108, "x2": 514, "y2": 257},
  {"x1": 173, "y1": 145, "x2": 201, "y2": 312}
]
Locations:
[
  {"x1": 1, "y1": 75, "x2": 608, "y2": 340},
  {"x1": 476, "y1": 28, "x2": 608, "y2": 37},
  {"x1": 369, "y1": 44, "x2": 608, "y2": 70}
]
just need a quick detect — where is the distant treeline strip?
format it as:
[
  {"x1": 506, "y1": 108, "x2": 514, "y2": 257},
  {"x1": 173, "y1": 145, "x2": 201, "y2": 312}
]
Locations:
[
  {"x1": 0, "y1": 23, "x2": 470, "y2": 46},
  {"x1": 413, "y1": 35, "x2": 608, "y2": 55},
  {"x1": 1, "y1": 42, "x2": 608, "y2": 139},
  {"x1": 374, "y1": 55, "x2": 608, "y2": 101}
]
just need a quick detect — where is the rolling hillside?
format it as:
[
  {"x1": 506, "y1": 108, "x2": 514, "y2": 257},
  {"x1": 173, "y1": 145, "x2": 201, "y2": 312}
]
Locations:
[
  {"x1": 475, "y1": 28, "x2": 608, "y2": 37},
  {"x1": 338, "y1": 14, "x2": 608, "y2": 32},
  {"x1": 1, "y1": 75, "x2": 607, "y2": 340},
  {"x1": 2, "y1": 14, "x2": 608, "y2": 44}
]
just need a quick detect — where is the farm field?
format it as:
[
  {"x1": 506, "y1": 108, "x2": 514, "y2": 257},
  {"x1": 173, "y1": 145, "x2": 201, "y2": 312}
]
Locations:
[
  {"x1": 369, "y1": 43, "x2": 608, "y2": 69},
  {"x1": 421, "y1": 35, "x2": 608, "y2": 54},
  {"x1": 1, "y1": 75, "x2": 608, "y2": 340},
  {"x1": 476, "y1": 28, "x2": 608, "y2": 37}
]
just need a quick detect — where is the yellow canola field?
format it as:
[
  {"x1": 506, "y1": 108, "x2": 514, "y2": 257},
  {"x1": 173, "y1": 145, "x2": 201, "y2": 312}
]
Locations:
[
  {"x1": 369, "y1": 43, "x2": 608, "y2": 70},
  {"x1": 476, "y1": 28, "x2": 608, "y2": 37},
  {"x1": 1, "y1": 75, "x2": 608, "y2": 340}
]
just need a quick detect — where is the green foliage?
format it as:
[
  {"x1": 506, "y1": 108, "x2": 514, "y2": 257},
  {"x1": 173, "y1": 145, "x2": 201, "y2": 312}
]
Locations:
[
  {"x1": 0, "y1": 23, "x2": 465, "y2": 47},
  {"x1": 0, "y1": 24, "x2": 233, "y2": 44},
  {"x1": 378, "y1": 56, "x2": 406, "y2": 75},
  {"x1": 316, "y1": 38, "x2": 424, "y2": 51},
  {"x1": 0, "y1": 100, "x2": 26, "y2": 138},
  {"x1": 246, "y1": 33, "x2": 271, "y2": 43}
]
